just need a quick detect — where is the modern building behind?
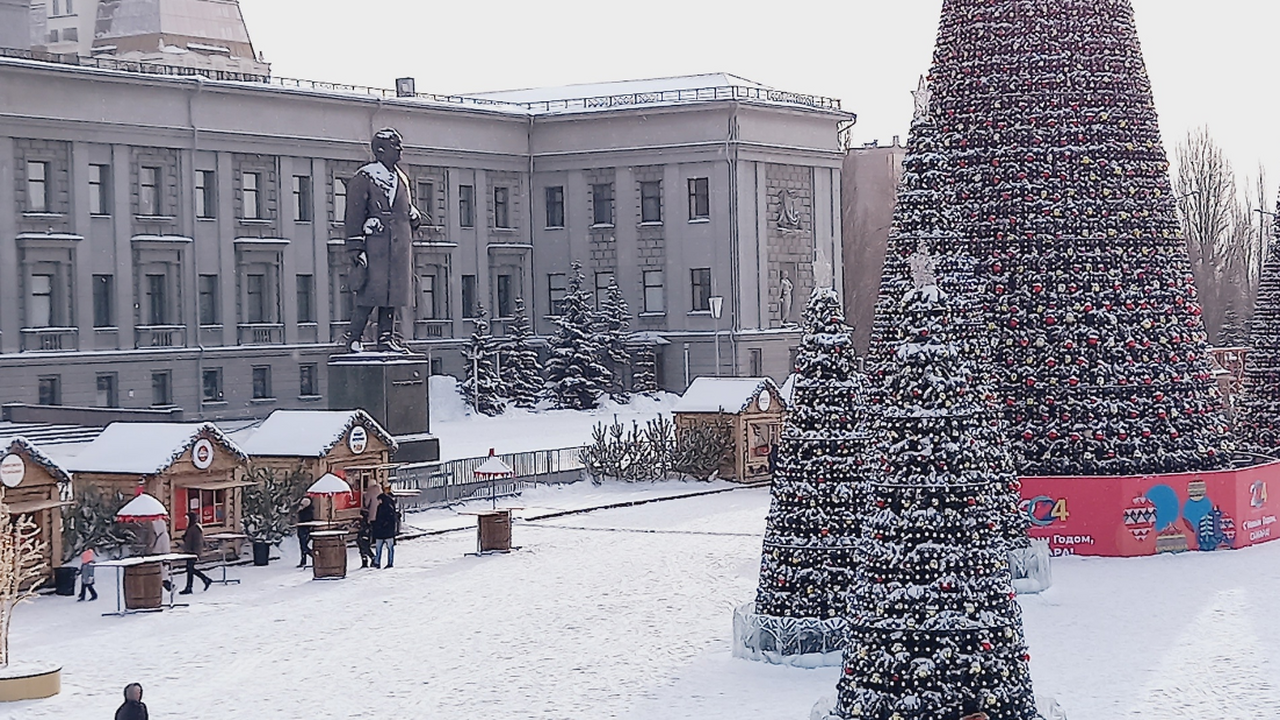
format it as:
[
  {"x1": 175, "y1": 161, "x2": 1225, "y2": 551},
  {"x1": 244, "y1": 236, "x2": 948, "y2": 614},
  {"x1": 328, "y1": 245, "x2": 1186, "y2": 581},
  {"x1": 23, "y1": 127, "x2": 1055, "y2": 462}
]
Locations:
[
  {"x1": 0, "y1": 0, "x2": 32, "y2": 49},
  {"x1": 841, "y1": 138, "x2": 905, "y2": 355},
  {"x1": 0, "y1": 58, "x2": 849, "y2": 419}
]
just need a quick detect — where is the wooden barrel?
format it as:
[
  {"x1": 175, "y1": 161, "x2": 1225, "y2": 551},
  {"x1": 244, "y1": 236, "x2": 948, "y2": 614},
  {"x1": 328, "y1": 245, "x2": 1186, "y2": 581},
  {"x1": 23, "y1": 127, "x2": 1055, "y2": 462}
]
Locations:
[
  {"x1": 478, "y1": 510, "x2": 512, "y2": 553},
  {"x1": 123, "y1": 562, "x2": 163, "y2": 610},
  {"x1": 312, "y1": 532, "x2": 347, "y2": 580}
]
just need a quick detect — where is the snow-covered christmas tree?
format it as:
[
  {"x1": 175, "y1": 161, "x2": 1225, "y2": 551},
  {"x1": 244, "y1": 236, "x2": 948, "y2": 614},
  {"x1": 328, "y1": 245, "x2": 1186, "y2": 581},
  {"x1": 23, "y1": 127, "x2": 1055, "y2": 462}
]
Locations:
[
  {"x1": 900, "y1": 0, "x2": 1234, "y2": 476},
  {"x1": 462, "y1": 306, "x2": 506, "y2": 417},
  {"x1": 1231, "y1": 200, "x2": 1280, "y2": 452},
  {"x1": 751, "y1": 289, "x2": 869, "y2": 641},
  {"x1": 598, "y1": 280, "x2": 632, "y2": 402},
  {"x1": 827, "y1": 264, "x2": 1037, "y2": 720},
  {"x1": 544, "y1": 261, "x2": 610, "y2": 410},
  {"x1": 500, "y1": 298, "x2": 544, "y2": 409}
]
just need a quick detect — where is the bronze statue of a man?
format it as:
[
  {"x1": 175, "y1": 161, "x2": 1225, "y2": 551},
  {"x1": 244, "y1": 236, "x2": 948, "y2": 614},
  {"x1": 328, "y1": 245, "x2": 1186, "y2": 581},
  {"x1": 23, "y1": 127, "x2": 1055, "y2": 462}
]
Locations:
[{"x1": 338, "y1": 128, "x2": 424, "y2": 354}]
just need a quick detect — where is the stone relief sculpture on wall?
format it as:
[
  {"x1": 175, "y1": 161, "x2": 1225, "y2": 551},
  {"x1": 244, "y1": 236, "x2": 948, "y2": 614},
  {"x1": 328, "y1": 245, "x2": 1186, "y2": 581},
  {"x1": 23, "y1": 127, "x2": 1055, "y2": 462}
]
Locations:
[{"x1": 777, "y1": 189, "x2": 803, "y2": 231}]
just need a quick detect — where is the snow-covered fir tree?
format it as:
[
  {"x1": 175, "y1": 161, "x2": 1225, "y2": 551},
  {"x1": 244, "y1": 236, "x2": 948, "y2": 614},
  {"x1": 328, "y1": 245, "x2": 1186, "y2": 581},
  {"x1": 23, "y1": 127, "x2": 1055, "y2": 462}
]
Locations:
[
  {"x1": 1232, "y1": 200, "x2": 1280, "y2": 452},
  {"x1": 461, "y1": 306, "x2": 505, "y2": 416},
  {"x1": 544, "y1": 261, "x2": 610, "y2": 410},
  {"x1": 755, "y1": 288, "x2": 870, "y2": 621},
  {"x1": 500, "y1": 298, "x2": 544, "y2": 409},
  {"x1": 831, "y1": 274, "x2": 1037, "y2": 720},
  {"x1": 598, "y1": 280, "x2": 632, "y2": 402},
  {"x1": 903, "y1": 0, "x2": 1234, "y2": 476},
  {"x1": 632, "y1": 346, "x2": 659, "y2": 395}
]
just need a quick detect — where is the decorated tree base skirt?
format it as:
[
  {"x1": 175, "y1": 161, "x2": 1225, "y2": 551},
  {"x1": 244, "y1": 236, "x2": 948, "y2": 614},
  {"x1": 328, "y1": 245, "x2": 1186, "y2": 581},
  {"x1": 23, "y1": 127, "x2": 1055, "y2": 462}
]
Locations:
[
  {"x1": 1010, "y1": 539, "x2": 1053, "y2": 595},
  {"x1": 732, "y1": 602, "x2": 848, "y2": 668},
  {"x1": 810, "y1": 693, "x2": 1067, "y2": 720},
  {"x1": 0, "y1": 662, "x2": 60, "y2": 702},
  {"x1": 1020, "y1": 458, "x2": 1280, "y2": 557}
]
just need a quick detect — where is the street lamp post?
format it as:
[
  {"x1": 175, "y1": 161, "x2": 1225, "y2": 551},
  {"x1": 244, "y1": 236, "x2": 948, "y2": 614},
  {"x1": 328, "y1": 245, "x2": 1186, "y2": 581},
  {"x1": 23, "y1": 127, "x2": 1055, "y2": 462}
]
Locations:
[{"x1": 709, "y1": 296, "x2": 724, "y2": 377}]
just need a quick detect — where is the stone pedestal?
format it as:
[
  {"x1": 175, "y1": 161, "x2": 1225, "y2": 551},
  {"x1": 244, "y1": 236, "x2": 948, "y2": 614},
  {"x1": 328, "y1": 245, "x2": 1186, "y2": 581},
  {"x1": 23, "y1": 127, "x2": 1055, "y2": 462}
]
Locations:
[{"x1": 328, "y1": 353, "x2": 440, "y2": 463}]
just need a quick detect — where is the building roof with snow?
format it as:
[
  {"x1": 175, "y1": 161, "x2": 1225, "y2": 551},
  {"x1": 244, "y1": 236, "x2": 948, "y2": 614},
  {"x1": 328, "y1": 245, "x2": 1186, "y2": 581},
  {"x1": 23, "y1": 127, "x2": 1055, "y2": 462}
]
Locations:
[
  {"x1": 232, "y1": 409, "x2": 397, "y2": 458},
  {"x1": 65, "y1": 422, "x2": 247, "y2": 476},
  {"x1": 0, "y1": 436, "x2": 74, "y2": 486},
  {"x1": 673, "y1": 377, "x2": 784, "y2": 415}
]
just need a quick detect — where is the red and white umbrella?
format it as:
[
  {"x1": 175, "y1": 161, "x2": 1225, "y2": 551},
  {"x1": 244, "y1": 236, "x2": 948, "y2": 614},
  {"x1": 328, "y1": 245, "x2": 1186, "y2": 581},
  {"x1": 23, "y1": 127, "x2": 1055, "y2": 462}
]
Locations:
[
  {"x1": 115, "y1": 493, "x2": 168, "y2": 522},
  {"x1": 306, "y1": 473, "x2": 351, "y2": 496},
  {"x1": 474, "y1": 449, "x2": 514, "y2": 479}
]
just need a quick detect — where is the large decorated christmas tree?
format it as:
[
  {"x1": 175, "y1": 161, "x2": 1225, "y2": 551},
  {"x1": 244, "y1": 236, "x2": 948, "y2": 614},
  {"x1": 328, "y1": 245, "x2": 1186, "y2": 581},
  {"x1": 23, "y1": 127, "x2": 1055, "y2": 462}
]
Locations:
[
  {"x1": 755, "y1": 289, "x2": 870, "y2": 626},
  {"x1": 829, "y1": 264, "x2": 1037, "y2": 720},
  {"x1": 877, "y1": 0, "x2": 1234, "y2": 476},
  {"x1": 1232, "y1": 202, "x2": 1280, "y2": 453}
]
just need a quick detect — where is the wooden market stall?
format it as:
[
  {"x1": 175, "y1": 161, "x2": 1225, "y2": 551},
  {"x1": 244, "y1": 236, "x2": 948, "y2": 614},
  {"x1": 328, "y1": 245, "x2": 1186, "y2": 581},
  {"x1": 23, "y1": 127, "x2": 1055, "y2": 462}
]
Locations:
[
  {"x1": 672, "y1": 377, "x2": 787, "y2": 482},
  {"x1": 0, "y1": 436, "x2": 73, "y2": 583},
  {"x1": 66, "y1": 423, "x2": 252, "y2": 539},
  {"x1": 234, "y1": 409, "x2": 398, "y2": 523}
]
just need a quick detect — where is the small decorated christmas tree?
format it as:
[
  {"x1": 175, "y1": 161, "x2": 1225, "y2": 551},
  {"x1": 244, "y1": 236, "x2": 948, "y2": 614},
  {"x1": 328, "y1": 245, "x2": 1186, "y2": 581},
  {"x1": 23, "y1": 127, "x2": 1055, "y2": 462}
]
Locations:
[
  {"x1": 500, "y1": 298, "x2": 544, "y2": 409},
  {"x1": 1232, "y1": 200, "x2": 1280, "y2": 452},
  {"x1": 545, "y1": 261, "x2": 611, "y2": 410},
  {"x1": 461, "y1": 306, "x2": 505, "y2": 417},
  {"x1": 755, "y1": 288, "x2": 870, "y2": 623},
  {"x1": 829, "y1": 262, "x2": 1037, "y2": 720}
]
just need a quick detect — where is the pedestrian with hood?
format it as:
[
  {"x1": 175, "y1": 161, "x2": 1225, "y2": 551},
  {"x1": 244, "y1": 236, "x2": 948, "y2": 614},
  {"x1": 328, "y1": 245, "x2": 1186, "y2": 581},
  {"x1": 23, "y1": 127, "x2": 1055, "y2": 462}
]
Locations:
[
  {"x1": 179, "y1": 512, "x2": 213, "y2": 594},
  {"x1": 114, "y1": 682, "x2": 148, "y2": 720},
  {"x1": 77, "y1": 548, "x2": 97, "y2": 602},
  {"x1": 371, "y1": 489, "x2": 399, "y2": 569},
  {"x1": 147, "y1": 519, "x2": 172, "y2": 593},
  {"x1": 296, "y1": 496, "x2": 315, "y2": 568}
]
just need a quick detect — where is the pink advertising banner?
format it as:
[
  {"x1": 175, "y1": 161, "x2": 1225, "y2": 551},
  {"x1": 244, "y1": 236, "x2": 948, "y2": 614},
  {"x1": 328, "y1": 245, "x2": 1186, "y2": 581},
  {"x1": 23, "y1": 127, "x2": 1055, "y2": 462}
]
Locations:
[{"x1": 1019, "y1": 461, "x2": 1280, "y2": 557}]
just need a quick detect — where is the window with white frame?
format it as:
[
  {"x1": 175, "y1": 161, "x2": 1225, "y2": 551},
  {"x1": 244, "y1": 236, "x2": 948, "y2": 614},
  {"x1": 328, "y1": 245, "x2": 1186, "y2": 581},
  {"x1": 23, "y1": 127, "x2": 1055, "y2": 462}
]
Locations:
[{"x1": 643, "y1": 270, "x2": 664, "y2": 314}]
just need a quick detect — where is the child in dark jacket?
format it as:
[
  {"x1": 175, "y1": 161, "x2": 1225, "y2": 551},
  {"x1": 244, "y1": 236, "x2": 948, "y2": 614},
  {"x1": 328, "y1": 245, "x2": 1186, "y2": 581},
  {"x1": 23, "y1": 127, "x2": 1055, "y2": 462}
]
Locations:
[{"x1": 77, "y1": 549, "x2": 97, "y2": 601}]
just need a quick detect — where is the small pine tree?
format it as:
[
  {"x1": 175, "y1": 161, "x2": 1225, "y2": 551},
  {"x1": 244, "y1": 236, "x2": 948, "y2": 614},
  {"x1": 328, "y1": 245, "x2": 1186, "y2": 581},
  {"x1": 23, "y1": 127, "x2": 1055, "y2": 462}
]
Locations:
[
  {"x1": 501, "y1": 298, "x2": 544, "y2": 408},
  {"x1": 545, "y1": 262, "x2": 611, "y2": 410},
  {"x1": 598, "y1": 280, "x2": 632, "y2": 402},
  {"x1": 240, "y1": 465, "x2": 309, "y2": 546},
  {"x1": 632, "y1": 346, "x2": 659, "y2": 395},
  {"x1": 462, "y1": 306, "x2": 506, "y2": 417}
]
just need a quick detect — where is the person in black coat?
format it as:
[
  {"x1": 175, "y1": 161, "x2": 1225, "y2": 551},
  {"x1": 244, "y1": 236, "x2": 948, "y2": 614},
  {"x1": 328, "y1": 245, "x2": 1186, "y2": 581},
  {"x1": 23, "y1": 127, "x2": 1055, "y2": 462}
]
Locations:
[
  {"x1": 114, "y1": 682, "x2": 148, "y2": 720},
  {"x1": 296, "y1": 497, "x2": 315, "y2": 568},
  {"x1": 179, "y1": 513, "x2": 212, "y2": 594},
  {"x1": 370, "y1": 492, "x2": 399, "y2": 569}
]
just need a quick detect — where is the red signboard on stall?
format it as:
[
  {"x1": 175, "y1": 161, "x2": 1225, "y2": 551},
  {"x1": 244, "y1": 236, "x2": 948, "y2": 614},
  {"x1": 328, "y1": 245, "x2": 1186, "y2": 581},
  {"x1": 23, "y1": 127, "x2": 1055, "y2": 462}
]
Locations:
[{"x1": 1020, "y1": 460, "x2": 1280, "y2": 557}]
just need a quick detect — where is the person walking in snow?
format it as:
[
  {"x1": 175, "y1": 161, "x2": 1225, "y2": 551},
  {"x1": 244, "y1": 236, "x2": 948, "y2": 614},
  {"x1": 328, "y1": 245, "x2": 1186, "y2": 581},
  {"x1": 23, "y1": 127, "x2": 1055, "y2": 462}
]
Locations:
[
  {"x1": 296, "y1": 497, "x2": 315, "y2": 568},
  {"x1": 147, "y1": 519, "x2": 172, "y2": 593},
  {"x1": 179, "y1": 512, "x2": 213, "y2": 594},
  {"x1": 357, "y1": 480, "x2": 380, "y2": 568},
  {"x1": 371, "y1": 490, "x2": 399, "y2": 569},
  {"x1": 114, "y1": 682, "x2": 148, "y2": 720},
  {"x1": 77, "y1": 548, "x2": 97, "y2": 602}
]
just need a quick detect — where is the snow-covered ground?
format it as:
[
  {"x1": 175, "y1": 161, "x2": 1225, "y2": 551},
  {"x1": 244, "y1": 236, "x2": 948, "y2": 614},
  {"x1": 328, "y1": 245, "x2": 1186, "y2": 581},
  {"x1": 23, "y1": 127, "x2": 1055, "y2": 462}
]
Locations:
[
  {"x1": 428, "y1": 376, "x2": 679, "y2": 461},
  {"x1": 11, "y1": 485, "x2": 1280, "y2": 719}
]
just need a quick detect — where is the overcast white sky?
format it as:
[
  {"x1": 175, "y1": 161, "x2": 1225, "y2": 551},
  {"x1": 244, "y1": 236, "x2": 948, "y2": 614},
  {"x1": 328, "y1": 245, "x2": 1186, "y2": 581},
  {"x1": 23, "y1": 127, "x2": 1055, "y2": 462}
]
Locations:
[{"x1": 239, "y1": 0, "x2": 1278, "y2": 195}]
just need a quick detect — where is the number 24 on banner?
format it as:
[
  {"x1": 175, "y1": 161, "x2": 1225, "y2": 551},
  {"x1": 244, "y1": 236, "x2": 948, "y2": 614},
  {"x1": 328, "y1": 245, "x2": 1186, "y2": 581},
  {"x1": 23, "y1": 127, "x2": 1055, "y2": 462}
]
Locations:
[{"x1": 1024, "y1": 496, "x2": 1070, "y2": 527}]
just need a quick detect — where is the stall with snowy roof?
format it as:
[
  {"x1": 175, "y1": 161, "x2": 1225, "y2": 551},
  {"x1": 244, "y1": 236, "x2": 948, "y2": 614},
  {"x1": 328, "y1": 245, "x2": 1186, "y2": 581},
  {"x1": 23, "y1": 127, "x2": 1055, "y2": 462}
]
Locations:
[
  {"x1": 0, "y1": 437, "x2": 73, "y2": 584},
  {"x1": 66, "y1": 423, "x2": 251, "y2": 538},
  {"x1": 233, "y1": 410, "x2": 397, "y2": 522},
  {"x1": 672, "y1": 377, "x2": 786, "y2": 481}
]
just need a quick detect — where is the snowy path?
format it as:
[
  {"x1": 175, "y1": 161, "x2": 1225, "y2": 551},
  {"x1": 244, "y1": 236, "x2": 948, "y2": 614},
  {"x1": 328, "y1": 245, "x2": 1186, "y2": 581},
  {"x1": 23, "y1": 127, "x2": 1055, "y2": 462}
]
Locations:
[{"x1": 10, "y1": 485, "x2": 1280, "y2": 719}]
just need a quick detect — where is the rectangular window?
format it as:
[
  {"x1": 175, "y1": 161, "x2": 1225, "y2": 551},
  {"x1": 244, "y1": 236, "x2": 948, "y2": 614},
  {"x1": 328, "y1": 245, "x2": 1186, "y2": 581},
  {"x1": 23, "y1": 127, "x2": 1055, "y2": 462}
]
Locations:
[
  {"x1": 95, "y1": 374, "x2": 117, "y2": 408},
  {"x1": 246, "y1": 273, "x2": 267, "y2": 324},
  {"x1": 421, "y1": 274, "x2": 438, "y2": 320},
  {"x1": 37, "y1": 376, "x2": 61, "y2": 406},
  {"x1": 296, "y1": 274, "x2": 315, "y2": 324},
  {"x1": 151, "y1": 371, "x2": 172, "y2": 407},
  {"x1": 198, "y1": 274, "x2": 219, "y2": 326},
  {"x1": 688, "y1": 177, "x2": 710, "y2": 220},
  {"x1": 89, "y1": 163, "x2": 110, "y2": 215},
  {"x1": 334, "y1": 177, "x2": 347, "y2": 223},
  {"x1": 47, "y1": 29, "x2": 58, "y2": 43},
  {"x1": 640, "y1": 181, "x2": 662, "y2": 223},
  {"x1": 459, "y1": 185, "x2": 475, "y2": 228},
  {"x1": 145, "y1": 273, "x2": 167, "y2": 325},
  {"x1": 27, "y1": 161, "x2": 48, "y2": 213},
  {"x1": 300, "y1": 364, "x2": 318, "y2": 397},
  {"x1": 64, "y1": 27, "x2": 78, "y2": 42},
  {"x1": 496, "y1": 274, "x2": 513, "y2": 319},
  {"x1": 293, "y1": 175, "x2": 312, "y2": 222},
  {"x1": 493, "y1": 186, "x2": 511, "y2": 229},
  {"x1": 592, "y1": 183, "x2": 614, "y2": 226},
  {"x1": 643, "y1": 269, "x2": 664, "y2": 314},
  {"x1": 139, "y1": 166, "x2": 161, "y2": 216},
  {"x1": 52, "y1": 0, "x2": 60, "y2": 15},
  {"x1": 749, "y1": 348, "x2": 764, "y2": 377},
  {"x1": 548, "y1": 273, "x2": 567, "y2": 315},
  {"x1": 242, "y1": 171, "x2": 261, "y2": 220},
  {"x1": 418, "y1": 181, "x2": 435, "y2": 224},
  {"x1": 545, "y1": 186, "x2": 564, "y2": 228},
  {"x1": 196, "y1": 170, "x2": 216, "y2": 219},
  {"x1": 202, "y1": 368, "x2": 223, "y2": 403},
  {"x1": 461, "y1": 274, "x2": 477, "y2": 318},
  {"x1": 92, "y1": 274, "x2": 113, "y2": 328},
  {"x1": 595, "y1": 271, "x2": 615, "y2": 310},
  {"x1": 691, "y1": 268, "x2": 712, "y2": 312},
  {"x1": 28, "y1": 274, "x2": 53, "y2": 327},
  {"x1": 252, "y1": 366, "x2": 272, "y2": 400}
]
